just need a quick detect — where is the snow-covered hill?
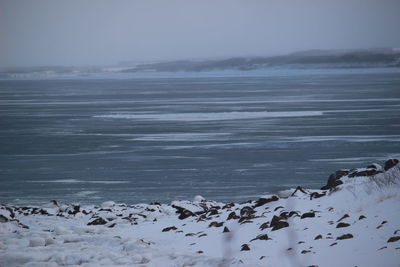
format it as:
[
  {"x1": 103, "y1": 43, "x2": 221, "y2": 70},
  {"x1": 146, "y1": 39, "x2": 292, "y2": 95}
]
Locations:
[{"x1": 1, "y1": 159, "x2": 399, "y2": 266}]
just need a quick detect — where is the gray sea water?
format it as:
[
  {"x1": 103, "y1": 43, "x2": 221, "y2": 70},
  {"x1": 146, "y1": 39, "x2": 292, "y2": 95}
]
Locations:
[{"x1": 1, "y1": 68, "x2": 400, "y2": 205}]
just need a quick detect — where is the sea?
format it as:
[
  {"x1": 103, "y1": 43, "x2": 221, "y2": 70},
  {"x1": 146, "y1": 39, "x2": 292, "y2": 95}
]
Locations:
[{"x1": 1, "y1": 68, "x2": 400, "y2": 205}]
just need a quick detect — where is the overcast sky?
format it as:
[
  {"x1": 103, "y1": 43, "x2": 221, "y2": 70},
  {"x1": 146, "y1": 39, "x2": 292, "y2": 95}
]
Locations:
[{"x1": 1, "y1": 0, "x2": 399, "y2": 67}]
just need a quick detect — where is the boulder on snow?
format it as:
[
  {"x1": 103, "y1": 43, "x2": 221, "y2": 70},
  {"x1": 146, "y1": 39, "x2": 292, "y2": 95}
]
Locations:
[
  {"x1": 240, "y1": 206, "x2": 255, "y2": 218},
  {"x1": 301, "y1": 212, "x2": 315, "y2": 219},
  {"x1": 336, "y1": 222, "x2": 350, "y2": 228},
  {"x1": 87, "y1": 217, "x2": 107, "y2": 226},
  {"x1": 348, "y1": 167, "x2": 383, "y2": 178},
  {"x1": 227, "y1": 211, "x2": 240, "y2": 220},
  {"x1": 254, "y1": 195, "x2": 278, "y2": 207},
  {"x1": 384, "y1": 158, "x2": 399, "y2": 171},
  {"x1": 271, "y1": 220, "x2": 289, "y2": 231},
  {"x1": 241, "y1": 244, "x2": 250, "y2": 251},
  {"x1": 250, "y1": 234, "x2": 270, "y2": 242},
  {"x1": 387, "y1": 236, "x2": 400, "y2": 243},
  {"x1": 323, "y1": 169, "x2": 349, "y2": 190},
  {"x1": 336, "y1": 233, "x2": 353, "y2": 240},
  {"x1": 162, "y1": 226, "x2": 177, "y2": 232},
  {"x1": 172, "y1": 205, "x2": 196, "y2": 220}
]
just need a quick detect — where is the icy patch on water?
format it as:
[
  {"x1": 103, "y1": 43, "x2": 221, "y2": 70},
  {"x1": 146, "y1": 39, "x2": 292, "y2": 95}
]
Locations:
[
  {"x1": 132, "y1": 132, "x2": 231, "y2": 141},
  {"x1": 71, "y1": 191, "x2": 99, "y2": 197},
  {"x1": 95, "y1": 111, "x2": 324, "y2": 122},
  {"x1": 30, "y1": 179, "x2": 130, "y2": 184},
  {"x1": 283, "y1": 135, "x2": 400, "y2": 143}
]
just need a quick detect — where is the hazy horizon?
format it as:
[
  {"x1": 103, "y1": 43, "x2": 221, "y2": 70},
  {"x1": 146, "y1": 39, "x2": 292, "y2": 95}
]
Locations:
[{"x1": 1, "y1": 0, "x2": 400, "y2": 68}]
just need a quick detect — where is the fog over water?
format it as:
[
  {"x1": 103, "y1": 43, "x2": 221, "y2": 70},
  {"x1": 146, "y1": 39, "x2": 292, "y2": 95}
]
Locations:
[{"x1": 1, "y1": 0, "x2": 400, "y2": 67}]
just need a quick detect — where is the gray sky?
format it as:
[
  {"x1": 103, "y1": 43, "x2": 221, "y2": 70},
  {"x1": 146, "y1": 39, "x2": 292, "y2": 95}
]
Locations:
[{"x1": 1, "y1": 0, "x2": 399, "y2": 67}]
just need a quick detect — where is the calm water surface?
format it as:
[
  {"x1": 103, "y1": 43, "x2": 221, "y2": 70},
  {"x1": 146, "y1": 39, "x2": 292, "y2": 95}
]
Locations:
[{"x1": 1, "y1": 69, "x2": 400, "y2": 204}]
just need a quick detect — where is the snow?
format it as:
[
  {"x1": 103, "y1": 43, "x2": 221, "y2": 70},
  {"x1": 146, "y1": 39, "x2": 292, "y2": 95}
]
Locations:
[{"x1": 1, "y1": 162, "x2": 400, "y2": 266}]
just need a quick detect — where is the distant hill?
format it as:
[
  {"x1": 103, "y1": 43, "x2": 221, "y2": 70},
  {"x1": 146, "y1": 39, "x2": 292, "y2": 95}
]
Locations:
[
  {"x1": 121, "y1": 48, "x2": 400, "y2": 72},
  {"x1": 1, "y1": 48, "x2": 399, "y2": 77}
]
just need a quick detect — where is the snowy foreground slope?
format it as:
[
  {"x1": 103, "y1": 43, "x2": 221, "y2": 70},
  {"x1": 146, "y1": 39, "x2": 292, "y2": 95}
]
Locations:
[{"x1": 1, "y1": 160, "x2": 400, "y2": 267}]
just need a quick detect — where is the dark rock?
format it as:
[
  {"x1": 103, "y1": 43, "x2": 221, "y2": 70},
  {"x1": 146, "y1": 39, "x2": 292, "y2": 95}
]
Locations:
[
  {"x1": 250, "y1": 234, "x2": 270, "y2": 242},
  {"x1": 172, "y1": 205, "x2": 196, "y2": 220},
  {"x1": 291, "y1": 186, "x2": 308, "y2": 196},
  {"x1": 387, "y1": 236, "x2": 400, "y2": 243},
  {"x1": 336, "y1": 222, "x2": 351, "y2": 228},
  {"x1": 279, "y1": 212, "x2": 289, "y2": 219},
  {"x1": 310, "y1": 192, "x2": 326, "y2": 200},
  {"x1": 99, "y1": 208, "x2": 112, "y2": 212},
  {"x1": 336, "y1": 233, "x2": 353, "y2": 240},
  {"x1": 378, "y1": 246, "x2": 387, "y2": 251},
  {"x1": 208, "y1": 221, "x2": 224, "y2": 228},
  {"x1": 240, "y1": 206, "x2": 255, "y2": 218},
  {"x1": 207, "y1": 209, "x2": 219, "y2": 216},
  {"x1": 107, "y1": 223, "x2": 116, "y2": 228},
  {"x1": 0, "y1": 214, "x2": 9, "y2": 223},
  {"x1": 314, "y1": 235, "x2": 323, "y2": 240},
  {"x1": 301, "y1": 212, "x2": 315, "y2": 219},
  {"x1": 288, "y1": 211, "x2": 299, "y2": 217},
  {"x1": 326, "y1": 170, "x2": 350, "y2": 188},
  {"x1": 197, "y1": 250, "x2": 203, "y2": 254},
  {"x1": 227, "y1": 211, "x2": 239, "y2": 220},
  {"x1": 259, "y1": 222, "x2": 269, "y2": 230},
  {"x1": 359, "y1": 215, "x2": 366, "y2": 220},
  {"x1": 337, "y1": 214, "x2": 349, "y2": 222},
  {"x1": 67, "y1": 205, "x2": 80, "y2": 215},
  {"x1": 241, "y1": 244, "x2": 250, "y2": 251},
  {"x1": 82, "y1": 210, "x2": 90, "y2": 215},
  {"x1": 223, "y1": 226, "x2": 230, "y2": 233},
  {"x1": 271, "y1": 220, "x2": 289, "y2": 231},
  {"x1": 222, "y1": 203, "x2": 235, "y2": 209},
  {"x1": 274, "y1": 206, "x2": 284, "y2": 211},
  {"x1": 185, "y1": 233, "x2": 196, "y2": 236},
  {"x1": 198, "y1": 233, "x2": 207, "y2": 237},
  {"x1": 254, "y1": 196, "x2": 278, "y2": 208},
  {"x1": 87, "y1": 217, "x2": 107, "y2": 226},
  {"x1": 384, "y1": 159, "x2": 399, "y2": 171},
  {"x1": 270, "y1": 215, "x2": 282, "y2": 227},
  {"x1": 367, "y1": 164, "x2": 381, "y2": 170},
  {"x1": 348, "y1": 168, "x2": 382, "y2": 178},
  {"x1": 301, "y1": 250, "x2": 311, "y2": 254},
  {"x1": 39, "y1": 209, "x2": 50, "y2": 216},
  {"x1": 150, "y1": 202, "x2": 161, "y2": 206},
  {"x1": 5, "y1": 207, "x2": 15, "y2": 218},
  {"x1": 332, "y1": 179, "x2": 343, "y2": 187},
  {"x1": 162, "y1": 226, "x2": 177, "y2": 232},
  {"x1": 330, "y1": 242, "x2": 337, "y2": 246}
]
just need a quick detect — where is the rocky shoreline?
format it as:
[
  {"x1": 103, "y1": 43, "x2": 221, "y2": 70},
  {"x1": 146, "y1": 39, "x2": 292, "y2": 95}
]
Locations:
[{"x1": 1, "y1": 159, "x2": 400, "y2": 266}]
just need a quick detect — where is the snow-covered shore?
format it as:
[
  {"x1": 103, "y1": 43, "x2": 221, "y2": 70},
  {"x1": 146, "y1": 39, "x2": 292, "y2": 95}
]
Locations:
[{"x1": 1, "y1": 160, "x2": 400, "y2": 267}]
